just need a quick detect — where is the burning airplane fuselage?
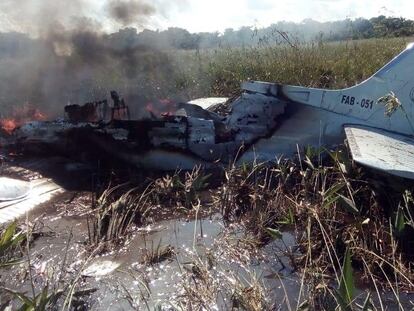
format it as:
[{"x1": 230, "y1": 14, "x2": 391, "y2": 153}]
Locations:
[
  {"x1": 7, "y1": 92, "x2": 288, "y2": 170},
  {"x1": 3, "y1": 43, "x2": 414, "y2": 176},
  {"x1": 0, "y1": 104, "x2": 47, "y2": 135}
]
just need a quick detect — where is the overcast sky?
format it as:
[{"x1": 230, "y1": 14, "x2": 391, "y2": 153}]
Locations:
[
  {"x1": 1, "y1": 0, "x2": 414, "y2": 34},
  {"x1": 160, "y1": 0, "x2": 414, "y2": 33}
]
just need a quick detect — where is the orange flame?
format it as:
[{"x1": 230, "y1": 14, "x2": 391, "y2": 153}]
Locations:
[
  {"x1": 0, "y1": 119, "x2": 17, "y2": 134},
  {"x1": 145, "y1": 99, "x2": 176, "y2": 117},
  {"x1": 0, "y1": 104, "x2": 47, "y2": 135}
]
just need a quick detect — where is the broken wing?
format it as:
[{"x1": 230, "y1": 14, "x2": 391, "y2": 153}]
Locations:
[{"x1": 344, "y1": 125, "x2": 414, "y2": 179}]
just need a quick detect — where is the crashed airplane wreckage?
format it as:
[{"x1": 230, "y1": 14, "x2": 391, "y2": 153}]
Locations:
[{"x1": 5, "y1": 43, "x2": 414, "y2": 179}]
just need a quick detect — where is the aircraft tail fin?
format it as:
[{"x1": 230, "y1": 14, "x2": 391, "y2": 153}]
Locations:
[{"x1": 372, "y1": 42, "x2": 414, "y2": 82}]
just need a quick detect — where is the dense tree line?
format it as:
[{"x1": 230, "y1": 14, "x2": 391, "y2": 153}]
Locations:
[
  {"x1": 0, "y1": 15, "x2": 413, "y2": 58},
  {"x1": 112, "y1": 15, "x2": 414, "y2": 50},
  {"x1": 114, "y1": 15, "x2": 414, "y2": 50}
]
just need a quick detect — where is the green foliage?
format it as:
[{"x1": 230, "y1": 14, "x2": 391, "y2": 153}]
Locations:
[
  {"x1": 182, "y1": 167, "x2": 211, "y2": 207},
  {"x1": 265, "y1": 227, "x2": 283, "y2": 240},
  {"x1": 188, "y1": 38, "x2": 408, "y2": 97},
  {"x1": 394, "y1": 204, "x2": 407, "y2": 236},
  {"x1": 337, "y1": 194, "x2": 359, "y2": 215},
  {"x1": 4, "y1": 286, "x2": 62, "y2": 311},
  {"x1": 152, "y1": 166, "x2": 211, "y2": 208},
  {"x1": 276, "y1": 207, "x2": 295, "y2": 225},
  {"x1": 336, "y1": 248, "x2": 355, "y2": 310},
  {"x1": 1, "y1": 31, "x2": 410, "y2": 116},
  {"x1": 322, "y1": 182, "x2": 347, "y2": 209},
  {"x1": 0, "y1": 221, "x2": 25, "y2": 267}
]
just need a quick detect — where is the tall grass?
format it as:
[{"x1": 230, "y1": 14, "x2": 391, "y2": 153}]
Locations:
[
  {"x1": 211, "y1": 146, "x2": 414, "y2": 309},
  {"x1": 1, "y1": 36, "x2": 410, "y2": 116},
  {"x1": 0, "y1": 222, "x2": 25, "y2": 267},
  {"x1": 173, "y1": 37, "x2": 410, "y2": 99}
]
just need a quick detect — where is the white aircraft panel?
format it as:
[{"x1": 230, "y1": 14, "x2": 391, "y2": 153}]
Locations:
[
  {"x1": 0, "y1": 178, "x2": 63, "y2": 224},
  {"x1": 0, "y1": 177, "x2": 31, "y2": 201},
  {"x1": 345, "y1": 125, "x2": 414, "y2": 179}
]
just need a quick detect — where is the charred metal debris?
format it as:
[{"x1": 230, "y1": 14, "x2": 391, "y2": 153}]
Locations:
[{"x1": 6, "y1": 88, "x2": 288, "y2": 169}]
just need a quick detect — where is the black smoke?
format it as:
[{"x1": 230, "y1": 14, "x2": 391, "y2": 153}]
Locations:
[
  {"x1": 107, "y1": 0, "x2": 156, "y2": 26},
  {"x1": 0, "y1": 1, "x2": 189, "y2": 118}
]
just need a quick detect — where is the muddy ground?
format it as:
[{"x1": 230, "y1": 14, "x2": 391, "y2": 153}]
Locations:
[{"x1": 0, "y1": 156, "x2": 413, "y2": 310}]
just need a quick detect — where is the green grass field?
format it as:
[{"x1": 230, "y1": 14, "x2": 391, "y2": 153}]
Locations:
[{"x1": 172, "y1": 37, "x2": 411, "y2": 100}]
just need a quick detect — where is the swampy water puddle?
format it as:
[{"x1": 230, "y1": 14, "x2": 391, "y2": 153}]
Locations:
[
  {"x1": 77, "y1": 215, "x2": 300, "y2": 310},
  {"x1": 0, "y1": 192, "x2": 301, "y2": 310},
  {"x1": 1, "y1": 157, "x2": 413, "y2": 310},
  {"x1": 1, "y1": 188, "x2": 412, "y2": 310}
]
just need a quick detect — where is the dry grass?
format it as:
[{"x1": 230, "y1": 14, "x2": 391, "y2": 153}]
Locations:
[
  {"x1": 85, "y1": 140, "x2": 414, "y2": 308},
  {"x1": 209, "y1": 145, "x2": 414, "y2": 309},
  {"x1": 3, "y1": 146, "x2": 413, "y2": 309},
  {"x1": 87, "y1": 183, "x2": 154, "y2": 248},
  {"x1": 141, "y1": 242, "x2": 174, "y2": 265},
  {"x1": 173, "y1": 37, "x2": 411, "y2": 99}
]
